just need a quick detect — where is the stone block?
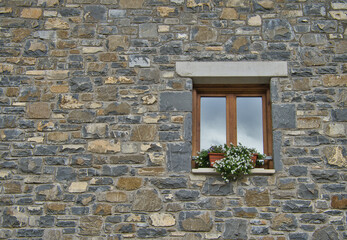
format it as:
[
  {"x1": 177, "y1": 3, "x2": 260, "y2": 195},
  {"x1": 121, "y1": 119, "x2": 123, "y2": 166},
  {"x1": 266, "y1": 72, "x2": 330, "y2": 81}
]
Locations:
[
  {"x1": 68, "y1": 182, "x2": 88, "y2": 193},
  {"x1": 70, "y1": 76, "x2": 92, "y2": 92},
  {"x1": 107, "y1": 35, "x2": 129, "y2": 50},
  {"x1": 262, "y1": 19, "x2": 294, "y2": 41},
  {"x1": 233, "y1": 207, "x2": 257, "y2": 218},
  {"x1": 160, "y1": 92, "x2": 192, "y2": 112},
  {"x1": 272, "y1": 104, "x2": 296, "y2": 129},
  {"x1": 283, "y1": 200, "x2": 313, "y2": 213},
  {"x1": 56, "y1": 167, "x2": 76, "y2": 182},
  {"x1": 35, "y1": 184, "x2": 63, "y2": 201},
  {"x1": 245, "y1": 188, "x2": 270, "y2": 206},
  {"x1": 17, "y1": 229, "x2": 44, "y2": 238},
  {"x1": 102, "y1": 165, "x2": 128, "y2": 177},
  {"x1": 202, "y1": 177, "x2": 233, "y2": 196},
  {"x1": 223, "y1": 219, "x2": 247, "y2": 239},
  {"x1": 150, "y1": 213, "x2": 175, "y2": 227},
  {"x1": 45, "y1": 18, "x2": 69, "y2": 29},
  {"x1": 21, "y1": 8, "x2": 42, "y2": 19},
  {"x1": 132, "y1": 189, "x2": 162, "y2": 211},
  {"x1": 130, "y1": 125, "x2": 157, "y2": 141},
  {"x1": 27, "y1": 102, "x2": 50, "y2": 119},
  {"x1": 19, "y1": 158, "x2": 42, "y2": 174},
  {"x1": 298, "y1": 183, "x2": 318, "y2": 200},
  {"x1": 303, "y1": 3, "x2": 326, "y2": 16},
  {"x1": 119, "y1": 0, "x2": 145, "y2": 8},
  {"x1": 167, "y1": 143, "x2": 191, "y2": 172},
  {"x1": 331, "y1": 109, "x2": 347, "y2": 122},
  {"x1": 191, "y1": 26, "x2": 217, "y2": 43},
  {"x1": 300, "y1": 34, "x2": 328, "y2": 46},
  {"x1": 300, "y1": 214, "x2": 327, "y2": 224},
  {"x1": 110, "y1": 155, "x2": 145, "y2": 164},
  {"x1": 312, "y1": 226, "x2": 338, "y2": 240},
  {"x1": 46, "y1": 203, "x2": 66, "y2": 214},
  {"x1": 179, "y1": 211, "x2": 212, "y2": 232},
  {"x1": 323, "y1": 146, "x2": 346, "y2": 167},
  {"x1": 151, "y1": 178, "x2": 187, "y2": 189},
  {"x1": 84, "y1": 5, "x2": 107, "y2": 22},
  {"x1": 79, "y1": 216, "x2": 103, "y2": 235},
  {"x1": 137, "y1": 228, "x2": 167, "y2": 238},
  {"x1": 175, "y1": 190, "x2": 199, "y2": 201},
  {"x1": 139, "y1": 23, "x2": 158, "y2": 38},
  {"x1": 67, "y1": 110, "x2": 95, "y2": 123},
  {"x1": 160, "y1": 41, "x2": 183, "y2": 55},
  {"x1": 105, "y1": 192, "x2": 127, "y2": 203},
  {"x1": 271, "y1": 213, "x2": 297, "y2": 231},
  {"x1": 129, "y1": 55, "x2": 150, "y2": 68},
  {"x1": 331, "y1": 195, "x2": 347, "y2": 209},
  {"x1": 221, "y1": 8, "x2": 238, "y2": 19},
  {"x1": 105, "y1": 102, "x2": 131, "y2": 115},
  {"x1": 116, "y1": 177, "x2": 142, "y2": 190}
]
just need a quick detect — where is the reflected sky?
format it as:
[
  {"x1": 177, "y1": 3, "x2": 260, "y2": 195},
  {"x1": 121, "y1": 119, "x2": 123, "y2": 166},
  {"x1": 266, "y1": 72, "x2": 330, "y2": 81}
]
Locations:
[
  {"x1": 200, "y1": 96, "x2": 264, "y2": 153},
  {"x1": 237, "y1": 97, "x2": 263, "y2": 153},
  {"x1": 200, "y1": 97, "x2": 226, "y2": 150}
]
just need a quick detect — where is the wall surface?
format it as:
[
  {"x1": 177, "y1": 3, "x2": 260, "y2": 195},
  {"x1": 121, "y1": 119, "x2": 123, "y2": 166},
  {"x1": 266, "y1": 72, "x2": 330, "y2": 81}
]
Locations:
[{"x1": 0, "y1": 0, "x2": 346, "y2": 239}]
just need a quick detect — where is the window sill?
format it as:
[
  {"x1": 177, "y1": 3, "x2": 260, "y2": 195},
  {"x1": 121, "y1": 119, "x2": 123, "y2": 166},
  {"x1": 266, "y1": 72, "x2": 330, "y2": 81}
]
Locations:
[{"x1": 192, "y1": 168, "x2": 276, "y2": 175}]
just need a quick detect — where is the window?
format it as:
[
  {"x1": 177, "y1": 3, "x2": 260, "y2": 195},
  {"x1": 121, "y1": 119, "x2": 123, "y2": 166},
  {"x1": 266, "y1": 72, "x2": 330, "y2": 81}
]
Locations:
[{"x1": 192, "y1": 84, "x2": 273, "y2": 159}]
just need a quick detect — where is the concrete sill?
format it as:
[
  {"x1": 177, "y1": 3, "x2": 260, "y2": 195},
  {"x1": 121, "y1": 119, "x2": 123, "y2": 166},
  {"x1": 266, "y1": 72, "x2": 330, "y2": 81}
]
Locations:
[{"x1": 192, "y1": 168, "x2": 276, "y2": 175}]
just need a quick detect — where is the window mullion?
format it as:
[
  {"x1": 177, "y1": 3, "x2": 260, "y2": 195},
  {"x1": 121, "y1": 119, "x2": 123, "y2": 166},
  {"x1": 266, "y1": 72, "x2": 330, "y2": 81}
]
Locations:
[{"x1": 227, "y1": 94, "x2": 237, "y2": 146}]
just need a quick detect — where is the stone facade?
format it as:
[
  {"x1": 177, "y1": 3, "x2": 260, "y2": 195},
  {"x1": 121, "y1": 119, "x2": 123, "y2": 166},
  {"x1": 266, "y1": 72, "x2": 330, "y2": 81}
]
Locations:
[{"x1": 0, "y1": 0, "x2": 346, "y2": 239}]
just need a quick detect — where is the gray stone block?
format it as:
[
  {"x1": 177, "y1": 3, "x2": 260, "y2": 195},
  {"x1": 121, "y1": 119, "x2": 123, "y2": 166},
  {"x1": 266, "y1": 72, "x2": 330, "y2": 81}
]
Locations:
[
  {"x1": 283, "y1": 200, "x2": 313, "y2": 213},
  {"x1": 129, "y1": 55, "x2": 150, "y2": 68},
  {"x1": 298, "y1": 183, "x2": 318, "y2": 200},
  {"x1": 312, "y1": 226, "x2": 338, "y2": 240},
  {"x1": 175, "y1": 190, "x2": 200, "y2": 201},
  {"x1": 167, "y1": 143, "x2": 191, "y2": 172},
  {"x1": 263, "y1": 19, "x2": 294, "y2": 41},
  {"x1": 19, "y1": 158, "x2": 42, "y2": 174},
  {"x1": 151, "y1": 178, "x2": 187, "y2": 189},
  {"x1": 84, "y1": 5, "x2": 107, "y2": 22},
  {"x1": 56, "y1": 167, "x2": 77, "y2": 181},
  {"x1": 139, "y1": 23, "x2": 158, "y2": 38},
  {"x1": 137, "y1": 228, "x2": 167, "y2": 238},
  {"x1": 223, "y1": 219, "x2": 247, "y2": 240},
  {"x1": 272, "y1": 104, "x2": 296, "y2": 129},
  {"x1": 332, "y1": 109, "x2": 347, "y2": 122},
  {"x1": 160, "y1": 92, "x2": 192, "y2": 112},
  {"x1": 289, "y1": 166, "x2": 308, "y2": 177},
  {"x1": 102, "y1": 165, "x2": 128, "y2": 177},
  {"x1": 202, "y1": 177, "x2": 234, "y2": 196}
]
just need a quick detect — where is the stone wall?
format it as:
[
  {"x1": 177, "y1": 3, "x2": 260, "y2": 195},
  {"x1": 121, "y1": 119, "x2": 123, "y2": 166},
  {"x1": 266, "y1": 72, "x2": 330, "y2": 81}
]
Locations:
[{"x1": 0, "y1": 0, "x2": 346, "y2": 239}]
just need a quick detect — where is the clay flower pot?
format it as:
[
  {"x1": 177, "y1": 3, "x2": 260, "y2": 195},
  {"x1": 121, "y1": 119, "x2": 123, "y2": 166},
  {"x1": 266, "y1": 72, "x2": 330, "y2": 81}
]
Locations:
[{"x1": 209, "y1": 153, "x2": 225, "y2": 167}]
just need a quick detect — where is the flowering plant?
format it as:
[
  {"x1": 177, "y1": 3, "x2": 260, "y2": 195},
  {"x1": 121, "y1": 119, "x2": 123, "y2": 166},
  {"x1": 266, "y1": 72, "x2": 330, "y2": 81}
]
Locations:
[
  {"x1": 195, "y1": 144, "x2": 226, "y2": 168},
  {"x1": 213, "y1": 143, "x2": 260, "y2": 182}
]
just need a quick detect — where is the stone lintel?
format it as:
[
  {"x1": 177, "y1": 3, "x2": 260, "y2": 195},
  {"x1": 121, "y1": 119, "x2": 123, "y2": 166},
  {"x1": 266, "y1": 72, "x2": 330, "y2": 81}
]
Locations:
[{"x1": 176, "y1": 61, "x2": 288, "y2": 78}]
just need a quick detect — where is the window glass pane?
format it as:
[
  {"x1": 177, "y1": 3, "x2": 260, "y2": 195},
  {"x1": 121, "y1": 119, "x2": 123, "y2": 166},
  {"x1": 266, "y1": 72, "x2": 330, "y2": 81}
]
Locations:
[
  {"x1": 200, "y1": 97, "x2": 226, "y2": 150},
  {"x1": 237, "y1": 97, "x2": 263, "y2": 153}
]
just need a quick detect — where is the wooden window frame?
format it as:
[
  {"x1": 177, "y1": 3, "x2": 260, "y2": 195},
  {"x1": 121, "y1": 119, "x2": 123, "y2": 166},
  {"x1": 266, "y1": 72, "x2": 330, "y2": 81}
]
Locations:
[{"x1": 192, "y1": 84, "x2": 273, "y2": 160}]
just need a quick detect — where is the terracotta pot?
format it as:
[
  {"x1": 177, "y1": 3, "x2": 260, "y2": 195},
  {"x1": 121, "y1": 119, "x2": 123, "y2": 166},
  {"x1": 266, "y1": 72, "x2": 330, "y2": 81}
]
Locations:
[
  {"x1": 209, "y1": 153, "x2": 225, "y2": 167},
  {"x1": 251, "y1": 153, "x2": 258, "y2": 167}
]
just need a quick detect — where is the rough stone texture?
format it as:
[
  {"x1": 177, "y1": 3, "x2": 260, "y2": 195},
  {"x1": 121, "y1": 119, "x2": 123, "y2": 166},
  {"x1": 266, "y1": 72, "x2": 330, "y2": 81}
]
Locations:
[{"x1": 0, "y1": 1, "x2": 345, "y2": 239}]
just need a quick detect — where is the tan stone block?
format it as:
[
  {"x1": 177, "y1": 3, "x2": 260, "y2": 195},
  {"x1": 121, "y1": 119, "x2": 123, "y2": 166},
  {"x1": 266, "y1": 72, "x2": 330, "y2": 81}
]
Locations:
[
  {"x1": 28, "y1": 136, "x2": 44, "y2": 143},
  {"x1": 130, "y1": 125, "x2": 157, "y2": 141},
  {"x1": 143, "y1": 115, "x2": 160, "y2": 123},
  {"x1": 142, "y1": 95, "x2": 157, "y2": 105},
  {"x1": 258, "y1": 0, "x2": 274, "y2": 9},
  {"x1": 38, "y1": 0, "x2": 59, "y2": 7},
  {"x1": 4, "y1": 182, "x2": 22, "y2": 194},
  {"x1": 50, "y1": 85, "x2": 69, "y2": 93},
  {"x1": 297, "y1": 117, "x2": 321, "y2": 129},
  {"x1": 27, "y1": 102, "x2": 51, "y2": 119},
  {"x1": 6, "y1": 87, "x2": 19, "y2": 97},
  {"x1": 330, "y1": 11, "x2": 347, "y2": 20},
  {"x1": 94, "y1": 204, "x2": 112, "y2": 215},
  {"x1": 138, "y1": 167, "x2": 165, "y2": 176},
  {"x1": 322, "y1": 75, "x2": 347, "y2": 87},
  {"x1": 82, "y1": 47, "x2": 104, "y2": 54},
  {"x1": 192, "y1": 26, "x2": 217, "y2": 43},
  {"x1": 87, "y1": 140, "x2": 120, "y2": 154},
  {"x1": 205, "y1": 46, "x2": 223, "y2": 51},
  {"x1": 324, "y1": 146, "x2": 347, "y2": 167},
  {"x1": 51, "y1": 50, "x2": 68, "y2": 57},
  {"x1": 107, "y1": 35, "x2": 129, "y2": 51},
  {"x1": 221, "y1": 8, "x2": 238, "y2": 20},
  {"x1": 325, "y1": 123, "x2": 345, "y2": 137},
  {"x1": 45, "y1": 18, "x2": 70, "y2": 30},
  {"x1": 99, "y1": 53, "x2": 118, "y2": 62},
  {"x1": 87, "y1": 63, "x2": 106, "y2": 72},
  {"x1": 157, "y1": 7, "x2": 175, "y2": 17},
  {"x1": 293, "y1": 78, "x2": 311, "y2": 91},
  {"x1": 21, "y1": 8, "x2": 42, "y2": 19},
  {"x1": 132, "y1": 189, "x2": 162, "y2": 212},
  {"x1": 245, "y1": 188, "x2": 270, "y2": 206},
  {"x1": 0, "y1": 64, "x2": 14, "y2": 74},
  {"x1": 0, "y1": 7, "x2": 12, "y2": 13},
  {"x1": 119, "y1": 0, "x2": 144, "y2": 8},
  {"x1": 117, "y1": 177, "x2": 142, "y2": 190},
  {"x1": 105, "y1": 192, "x2": 127, "y2": 202},
  {"x1": 80, "y1": 216, "x2": 103, "y2": 236},
  {"x1": 60, "y1": 95, "x2": 83, "y2": 109},
  {"x1": 150, "y1": 213, "x2": 175, "y2": 227},
  {"x1": 12, "y1": 28, "x2": 31, "y2": 42},
  {"x1": 331, "y1": 195, "x2": 347, "y2": 209},
  {"x1": 48, "y1": 132, "x2": 69, "y2": 142},
  {"x1": 248, "y1": 15, "x2": 261, "y2": 26},
  {"x1": 46, "y1": 203, "x2": 66, "y2": 212},
  {"x1": 226, "y1": 0, "x2": 248, "y2": 7},
  {"x1": 37, "y1": 121, "x2": 55, "y2": 132},
  {"x1": 47, "y1": 70, "x2": 69, "y2": 80},
  {"x1": 181, "y1": 212, "x2": 212, "y2": 231},
  {"x1": 68, "y1": 182, "x2": 88, "y2": 193}
]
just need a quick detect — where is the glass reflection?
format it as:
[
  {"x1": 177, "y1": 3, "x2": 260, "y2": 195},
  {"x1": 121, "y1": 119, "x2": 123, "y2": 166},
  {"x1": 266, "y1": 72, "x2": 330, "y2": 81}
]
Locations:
[
  {"x1": 237, "y1": 97, "x2": 263, "y2": 153},
  {"x1": 200, "y1": 97, "x2": 226, "y2": 150}
]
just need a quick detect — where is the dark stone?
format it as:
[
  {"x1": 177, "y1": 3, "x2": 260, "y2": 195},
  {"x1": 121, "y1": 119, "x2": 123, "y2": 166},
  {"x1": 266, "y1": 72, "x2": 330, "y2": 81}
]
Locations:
[
  {"x1": 35, "y1": 184, "x2": 63, "y2": 201},
  {"x1": 225, "y1": 36, "x2": 250, "y2": 53},
  {"x1": 110, "y1": 155, "x2": 145, "y2": 164},
  {"x1": 289, "y1": 166, "x2": 308, "y2": 177},
  {"x1": 298, "y1": 157, "x2": 322, "y2": 164},
  {"x1": 272, "y1": 104, "x2": 296, "y2": 129},
  {"x1": 17, "y1": 229, "x2": 44, "y2": 237},
  {"x1": 102, "y1": 165, "x2": 128, "y2": 177},
  {"x1": 56, "y1": 167, "x2": 77, "y2": 181},
  {"x1": 202, "y1": 177, "x2": 234, "y2": 196},
  {"x1": 137, "y1": 228, "x2": 167, "y2": 238},
  {"x1": 311, "y1": 170, "x2": 339, "y2": 183},
  {"x1": 312, "y1": 226, "x2": 338, "y2": 240},
  {"x1": 23, "y1": 40, "x2": 48, "y2": 57},
  {"x1": 332, "y1": 109, "x2": 347, "y2": 122},
  {"x1": 160, "y1": 41, "x2": 183, "y2": 55},
  {"x1": 271, "y1": 213, "x2": 298, "y2": 231},
  {"x1": 34, "y1": 145, "x2": 59, "y2": 156},
  {"x1": 159, "y1": 92, "x2": 192, "y2": 111},
  {"x1": 39, "y1": 216, "x2": 55, "y2": 227},
  {"x1": 215, "y1": 211, "x2": 232, "y2": 218},
  {"x1": 106, "y1": 215, "x2": 122, "y2": 223},
  {"x1": 184, "y1": 113, "x2": 192, "y2": 141},
  {"x1": 68, "y1": 110, "x2": 95, "y2": 123},
  {"x1": 263, "y1": 19, "x2": 294, "y2": 41},
  {"x1": 159, "y1": 131, "x2": 180, "y2": 141},
  {"x1": 0, "y1": 115, "x2": 17, "y2": 128},
  {"x1": 167, "y1": 143, "x2": 191, "y2": 173},
  {"x1": 19, "y1": 120, "x2": 35, "y2": 128},
  {"x1": 223, "y1": 219, "x2": 247, "y2": 240},
  {"x1": 118, "y1": 116, "x2": 141, "y2": 124},
  {"x1": 298, "y1": 183, "x2": 318, "y2": 200},
  {"x1": 19, "y1": 158, "x2": 42, "y2": 174},
  {"x1": 71, "y1": 207, "x2": 89, "y2": 215},
  {"x1": 70, "y1": 77, "x2": 93, "y2": 92},
  {"x1": 322, "y1": 184, "x2": 345, "y2": 192},
  {"x1": 303, "y1": 3, "x2": 326, "y2": 16},
  {"x1": 115, "y1": 223, "x2": 135, "y2": 233},
  {"x1": 300, "y1": 214, "x2": 326, "y2": 224},
  {"x1": 175, "y1": 190, "x2": 199, "y2": 201},
  {"x1": 233, "y1": 207, "x2": 258, "y2": 218},
  {"x1": 283, "y1": 200, "x2": 313, "y2": 213},
  {"x1": 291, "y1": 68, "x2": 313, "y2": 77},
  {"x1": 251, "y1": 226, "x2": 269, "y2": 235},
  {"x1": 261, "y1": 51, "x2": 291, "y2": 61},
  {"x1": 71, "y1": 154, "x2": 93, "y2": 167},
  {"x1": 84, "y1": 5, "x2": 107, "y2": 22},
  {"x1": 59, "y1": 8, "x2": 81, "y2": 17},
  {"x1": 178, "y1": 211, "x2": 212, "y2": 232},
  {"x1": 150, "y1": 178, "x2": 187, "y2": 189},
  {"x1": 286, "y1": 148, "x2": 307, "y2": 157},
  {"x1": 0, "y1": 129, "x2": 24, "y2": 140},
  {"x1": 186, "y1": 198, "x2": 224, "y2": 210},
  {"x1": 289, "y1": 233, "x2": 309, "y2": 240}
]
